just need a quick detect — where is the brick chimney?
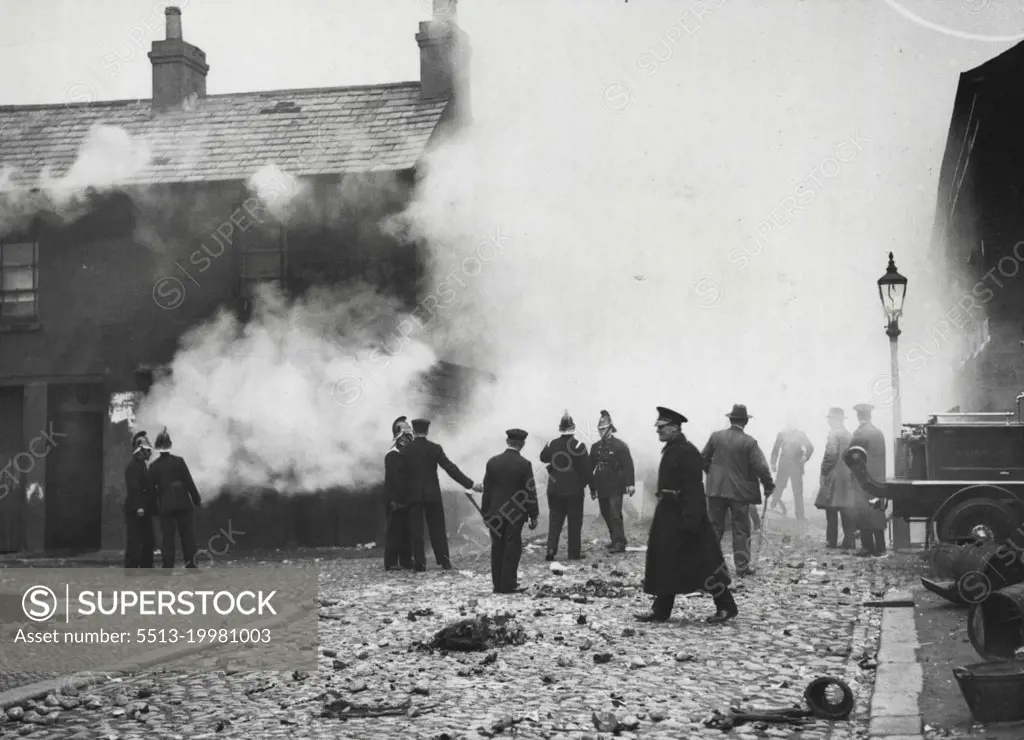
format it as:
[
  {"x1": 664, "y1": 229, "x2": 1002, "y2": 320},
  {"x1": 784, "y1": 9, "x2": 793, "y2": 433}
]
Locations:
[
  {"x1": 148, "y1": 6, "x2": 209, "y2": 111},
  {"x1": 416, "y1": 0, "x2": 470, "y2": 110}
]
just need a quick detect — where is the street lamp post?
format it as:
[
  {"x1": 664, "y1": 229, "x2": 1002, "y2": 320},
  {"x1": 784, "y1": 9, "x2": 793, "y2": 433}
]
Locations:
[{"x1": 877, "y1": 252, "x2": 908, "y2": 547}]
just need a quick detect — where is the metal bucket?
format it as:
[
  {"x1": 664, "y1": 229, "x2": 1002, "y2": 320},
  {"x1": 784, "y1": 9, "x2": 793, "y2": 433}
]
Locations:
[
  {"x1": 967, "y1": 583, "x2": 1024, "y2": 661},
  {"x1": 953, "y1": 662, "x2": 1024, "y2": 723}
]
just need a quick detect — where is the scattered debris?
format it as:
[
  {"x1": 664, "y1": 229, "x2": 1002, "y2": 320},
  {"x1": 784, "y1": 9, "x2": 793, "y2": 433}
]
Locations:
[{"x1": 418, "y1": 613, "x2": 529, "y2": 652}]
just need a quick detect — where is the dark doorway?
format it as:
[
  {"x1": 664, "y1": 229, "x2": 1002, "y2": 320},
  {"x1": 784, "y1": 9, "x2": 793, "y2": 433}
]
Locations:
[
  {"x1": 45, "y1": 383, "x2": 104, "y2": 553},
  {"x1": 0, "y1": 386, "x2": 24, "y2": 553}
]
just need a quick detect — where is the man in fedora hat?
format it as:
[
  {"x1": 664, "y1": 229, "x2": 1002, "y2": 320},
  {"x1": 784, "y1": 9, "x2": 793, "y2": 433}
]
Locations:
[
  {"x1": 589, "y1": 410, "x2": 636, "y2": 553},
  {"x1": 124, "y1": 430, "x2": 157, "y2": 570},
  {"x1": 403, "y1": 418, "x2": 482, "y2": 571},
  {"x1": 849, "y1": 403, "x2": 888, "y2": 557},
  {"x1": 637, "y1": 407, "x2": 738, "y2": 624},
  {"x1": 540, "y1": 411, "x2": 596, "y2": 561},
  {"x1": 482, "y1": 428, "x2": 539, "y2": 593},
  {"x1": 702, "y1": 404, "x2": 775, "y2": 577},
  {"x1": 383, "y1": 416, "x2": 415, "y2": 571},
  {"x1": 814, "y1": 407, "x2": 858, "y2": 550}
]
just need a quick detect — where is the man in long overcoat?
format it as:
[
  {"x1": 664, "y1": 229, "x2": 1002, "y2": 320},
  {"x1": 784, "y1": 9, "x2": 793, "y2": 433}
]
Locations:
[
  {"x1": 403, "y1": 418, "x2": 482, "y2": 571},
  {"x1": 383, "y1": 417, "x2": 414, "y2": 571},
  {"x1": 849, "y1": 403, "x2": 888, "y2": 557},
  {"x1": 814, "y1": 407, "x2": 858, "y2": 549},
  {"x1": 482, "y1": 428, "x2": 539, "y2": 593},
  {"x1": 589, "y1": 410, "x2": 636, "y2": 553},
  {"x1": 636, "y1": 406, "x2": 738, "y2": 624},
  {"x1": 540, "y1": 411, "x2": 595, "y2": 561},
  {"x1": 770, "y1": 423, "x2": 814, "y2": 521},
  {"x1": 702, "y1": 404, "x2": 775, "y2": 577}
]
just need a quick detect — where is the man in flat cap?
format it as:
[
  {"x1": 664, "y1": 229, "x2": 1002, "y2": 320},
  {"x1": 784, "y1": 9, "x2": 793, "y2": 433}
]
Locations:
[
  {"x1": 702, "y1": 404, "x2": 775, "y2": 577},
  {"x1": 403, "y1": 418, "x2": 482, "y2": 571},
  {"x1": 383, "y1": 417, "x2": 414, "y2": 571},
  {"x1": 540, "y1": 411, "x2": 596, "y2": 561},
  {"x1": 849, "y1": 403, "x2": 888, "y2": 557},
  {"x1": 482, "y1": 429, "x2": 539, "y2": 593},
  {"x1": 638, "y1": 407, "x2": 738, "y2": 624},
  {"x1": 124, "y1": 430, "x2": 157, "y2": 570},
  {"x1": 814, "y1": 407, "x2": 859, "y2": 550},
  {"x1": 589, "y1": 410, "x2": 636, "y2": 553}
]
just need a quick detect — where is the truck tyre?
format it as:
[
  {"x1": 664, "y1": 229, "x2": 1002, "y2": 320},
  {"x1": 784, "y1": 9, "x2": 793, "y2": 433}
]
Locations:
[{"x1": 937, "y1": 498, "x2": 1021, "y2": 544}]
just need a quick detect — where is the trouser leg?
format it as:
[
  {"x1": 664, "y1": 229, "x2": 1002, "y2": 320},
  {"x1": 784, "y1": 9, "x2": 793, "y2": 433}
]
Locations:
[
  {"x1": 730, "y1": 501, "x2": 752, "y2": 573},
  {"x1": 792, "y1": 472, "x2": 805, "y2": 520},
  {"x1": 397, "y1": 511, "x2": 413, "y2": 569},
  {"x1": 125, "y1": 516, "x2": 141, "y2": 568},
  {"x1": 713, "y1": 585, "x2": 738, "y2": 613},
  {"x1": 602, "y1": 495, "x2": 626, "y2": 547},
  {"x1": 707, "y1": 497, "x2": 729, "y2": 542},
  {"x1": 826, "y1": 508, "x2": 838, "y2": 547},
  {"x1": 160, "y1": 516, "x2": 177, "y2": 569},
  {"x1": 499, "y1": 523, "x2": 523, "y2": 592},
  {"x1": 749, "y1": 503, "x2": 761, "y2": 531},
  {"x1": 139, "y1": 518, "x2": 155, "y2": 568},
  {"x1": 874, "y1": 529, "x2": 886, "y2": 554},
  {"x1": 407, "y1": 503, "x2": 427, "y2": 570},
  {"x1": 423, "y1": 501, "x2": 451, "y2": 568},
  {"x1": 546, "y1": 494, "x2": 567, "y2": 557},
  {"x1": 490, "y1": 523, "x2": 505, "y2": 591},
  {"x1": 774, "y1": 468, "x2": 790, "y2": 510},
  {"x1": 840, "y1": 508, "x2": 857, "y2": 548},
  {"x1": 178, "y1": 511, "x2": 198, "y2": 568},
  {"x1": 383, "y1": 505, "x2": 403, "y2": 569},
  {"x1": 566, "y1": 493, "x2": 584, "y2": 558}
]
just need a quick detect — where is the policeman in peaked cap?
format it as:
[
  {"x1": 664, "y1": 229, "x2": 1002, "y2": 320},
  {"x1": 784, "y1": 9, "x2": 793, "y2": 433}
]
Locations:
[
  {"x1": 850, "y1": 403, "x2": 888, "y2": 556},
  {"x1": 481, "y1": 428, "x2": 539, "y2": 593},
  {"x1": 638, "y1": 406, "x2": 739, "y2": 624},
  {"x1": 402, "y1": 417, "x2": 482, "y2": 570}
]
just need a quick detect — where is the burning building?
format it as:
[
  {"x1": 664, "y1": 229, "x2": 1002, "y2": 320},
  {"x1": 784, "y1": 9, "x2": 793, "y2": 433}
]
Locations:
[
  {"x1": 0, "y1": 3, "x2": 480, "y2": 554},
  {"x1": 932, "y1": 39, "x2": 1024, "y2": 413}
]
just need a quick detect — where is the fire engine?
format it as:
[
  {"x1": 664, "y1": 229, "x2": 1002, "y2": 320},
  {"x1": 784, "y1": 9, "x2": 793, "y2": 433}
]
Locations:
[{"x1": 845, "y1": 393, "x2": 1024, "y2": 545}]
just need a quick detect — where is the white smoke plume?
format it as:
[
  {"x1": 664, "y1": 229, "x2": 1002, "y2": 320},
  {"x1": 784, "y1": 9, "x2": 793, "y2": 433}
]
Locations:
[
  {"x1": 393, "y1": 1, "x2": 964, "y2": 484},
  {"x1": 0, "y1": 124, "x2": 151, "y2": 232},
  {"x1": 135, "y1": 283, "x2": 438, "y2": 494}
]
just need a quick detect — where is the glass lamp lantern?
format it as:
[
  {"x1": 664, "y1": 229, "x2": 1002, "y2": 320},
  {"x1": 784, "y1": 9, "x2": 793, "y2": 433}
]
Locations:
[{"x1": 877, "y1": 252, "x2": 908, "y2": 334}]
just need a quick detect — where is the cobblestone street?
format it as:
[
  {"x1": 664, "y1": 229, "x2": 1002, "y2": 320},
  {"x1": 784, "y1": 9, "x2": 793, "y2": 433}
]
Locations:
[{"x1": 0, "y1": 514, "x2": 920, "y2": 739}]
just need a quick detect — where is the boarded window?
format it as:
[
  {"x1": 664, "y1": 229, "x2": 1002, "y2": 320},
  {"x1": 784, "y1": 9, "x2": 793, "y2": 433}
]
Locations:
[
  {"x1": 240, "y1": 223, "x2": 287, "y2": 299},
  {"x1": 0, "y1": 240, "x2": 38, "y2": 321}
]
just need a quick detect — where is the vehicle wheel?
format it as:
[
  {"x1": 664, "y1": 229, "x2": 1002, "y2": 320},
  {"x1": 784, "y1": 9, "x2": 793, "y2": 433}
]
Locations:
[{"x1": 936, "y1": 498, "x2": 1021, "y2": 544}]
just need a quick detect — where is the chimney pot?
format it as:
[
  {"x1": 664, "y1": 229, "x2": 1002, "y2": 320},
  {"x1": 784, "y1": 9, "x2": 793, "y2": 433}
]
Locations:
[{"x1": 165, "y1": 6, "x2": 183, "y2": 40}]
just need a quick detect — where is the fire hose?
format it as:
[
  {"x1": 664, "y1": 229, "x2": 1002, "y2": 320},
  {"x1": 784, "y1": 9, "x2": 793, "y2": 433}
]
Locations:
[{"x1": 703, "y1": 676, "x2": 855, "y2": 730}]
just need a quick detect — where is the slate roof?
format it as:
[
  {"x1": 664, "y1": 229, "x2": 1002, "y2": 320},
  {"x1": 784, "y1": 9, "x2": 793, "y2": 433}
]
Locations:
[{"x1": 0, "y1": 83, "x2": 450, "y2": 188}]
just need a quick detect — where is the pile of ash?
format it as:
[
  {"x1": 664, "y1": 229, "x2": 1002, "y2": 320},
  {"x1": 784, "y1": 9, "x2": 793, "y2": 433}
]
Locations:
[
  {"x1": 416, "y1": 612, "x2": 529, "y2": 652},
  {"x1": 533, "y1": 578, "x2": 639, "y2": 600}
]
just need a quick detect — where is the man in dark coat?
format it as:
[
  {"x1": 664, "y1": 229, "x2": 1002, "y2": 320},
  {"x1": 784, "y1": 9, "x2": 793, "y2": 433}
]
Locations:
[
  {"x1": 589, "y1": 410, "x2": 636, "y2": 553},
  {"x1": 702, "y1": 404, "x2": 775, "y2": 577},
  {"x1": 770, "y1": 423, "x2": 814, "y2": 521},
  {"x1": 636, "y1": 406, "x2": 738, "y2": 624},
  {"x1": 403, "y1": 418, "x2": 482, "y2": 571},
  {"x1": 124, "y1": 431, "x2": 157, "y2": 570},
  {"x1": 482, "y1": 429, "x2": 539, "y2": 593},
  {"x1": 849, "y1": 403, "x2": 888, "y2": 557},
  {"x1": 540, "y1": 411, "x2": 595, "y2": 561},
  {"x1": 383, "y1": 416, "x2": 414, "y2": 571},
  {"x1": 147, "y1": 429, "x2": 203, "y2": 569}
]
